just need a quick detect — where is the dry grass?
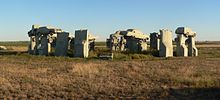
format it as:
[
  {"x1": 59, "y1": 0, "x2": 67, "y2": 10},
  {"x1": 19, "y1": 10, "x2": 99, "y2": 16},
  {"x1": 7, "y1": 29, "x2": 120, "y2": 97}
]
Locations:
[
  {"x1": 0, "y1": 43, "x2": 220, "y2": 99},
  {"x1": 6, "y1": 46, "x2": 27, "y2": 52}
]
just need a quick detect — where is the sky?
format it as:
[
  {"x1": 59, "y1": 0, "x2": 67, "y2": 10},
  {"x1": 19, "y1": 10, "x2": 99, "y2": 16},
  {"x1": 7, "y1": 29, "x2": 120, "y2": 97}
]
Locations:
[{"x1": 0, "y1": 0, "x2": 219, "y2": 41}]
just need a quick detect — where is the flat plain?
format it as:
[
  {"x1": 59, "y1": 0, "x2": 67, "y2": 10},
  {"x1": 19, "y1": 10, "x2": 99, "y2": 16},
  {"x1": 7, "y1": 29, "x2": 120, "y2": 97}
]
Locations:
[{"x1": 0, "y1": 41, "x2": 220, "y2": 99}]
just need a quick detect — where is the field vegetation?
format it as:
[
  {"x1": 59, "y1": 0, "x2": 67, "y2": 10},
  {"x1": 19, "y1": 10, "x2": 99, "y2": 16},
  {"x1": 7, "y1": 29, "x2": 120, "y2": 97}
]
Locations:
[{"x1": 0, "y1": 41, "x2": 220, "y2": 99}]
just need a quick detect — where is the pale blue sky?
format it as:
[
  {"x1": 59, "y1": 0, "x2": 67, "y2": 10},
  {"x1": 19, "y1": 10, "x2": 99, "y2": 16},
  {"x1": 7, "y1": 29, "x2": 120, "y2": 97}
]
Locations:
[{"x1": 0, "y1": 0, "x2": 219, "y2": 41}]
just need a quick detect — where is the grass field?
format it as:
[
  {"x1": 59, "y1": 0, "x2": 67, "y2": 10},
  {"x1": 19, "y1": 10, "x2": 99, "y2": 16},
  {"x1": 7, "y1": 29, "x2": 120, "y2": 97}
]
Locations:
[{"x1": 0, "y1": 41, "x2": 220, "y2": 99}]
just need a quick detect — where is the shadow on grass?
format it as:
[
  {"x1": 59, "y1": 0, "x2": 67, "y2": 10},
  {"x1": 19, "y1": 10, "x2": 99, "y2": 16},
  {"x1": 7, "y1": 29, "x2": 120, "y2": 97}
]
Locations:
[
  {"x1": 150, "y1": 87, "x2": 220, "y2": 100},
  {"x1": 0, "y1": 50, "x2": 27, "y2": 55},
  {"x1": 73, "y1": 87, "x2": 220, "y2": 99}
]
